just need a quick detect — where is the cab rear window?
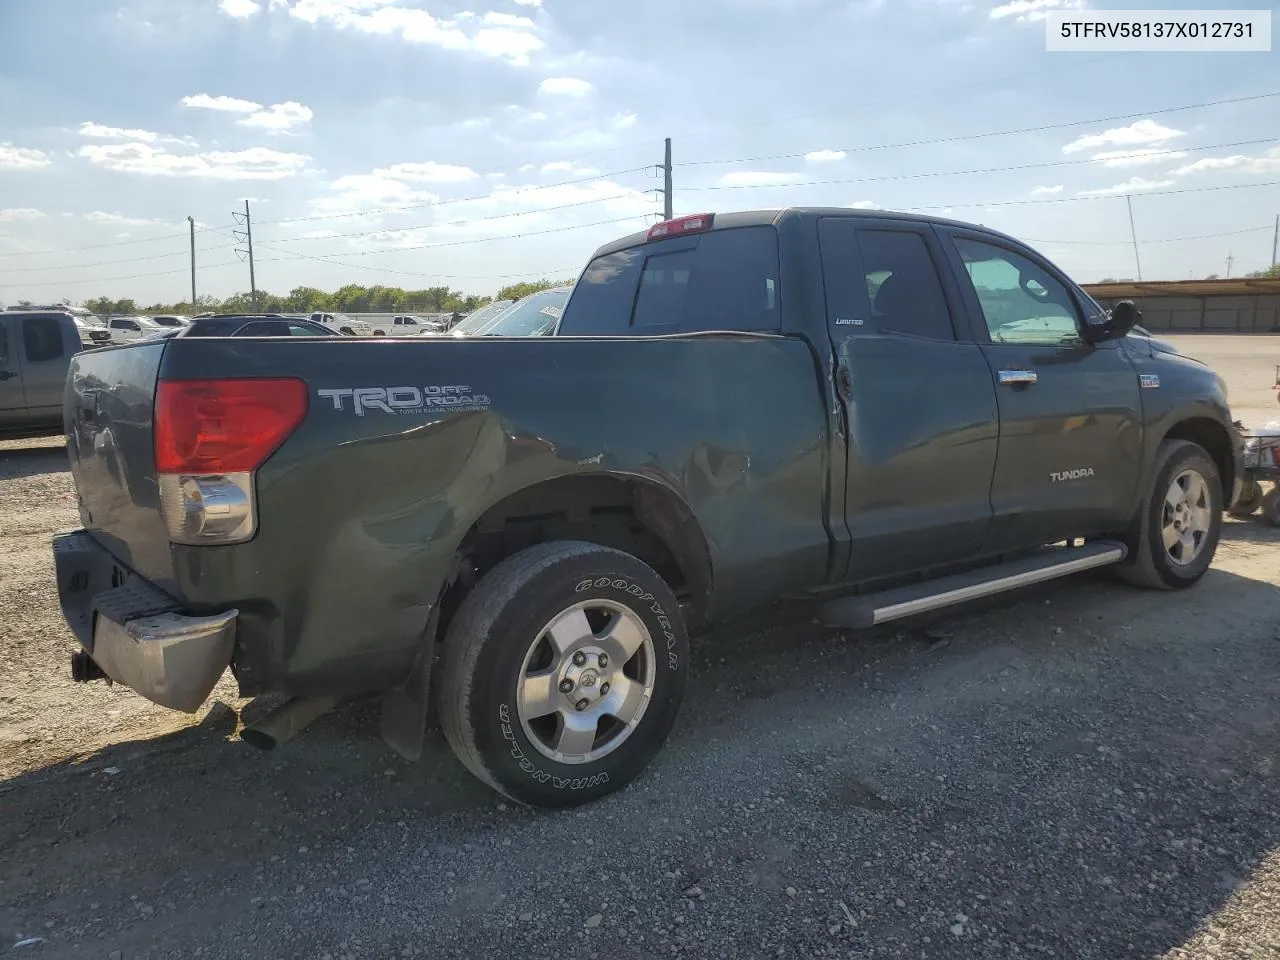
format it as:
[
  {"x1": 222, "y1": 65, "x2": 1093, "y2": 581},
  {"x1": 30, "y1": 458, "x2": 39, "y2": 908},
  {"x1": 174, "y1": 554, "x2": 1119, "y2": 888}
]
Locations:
[{"x1": 558, "y1": 225, "x2": 780, "y2": 336}]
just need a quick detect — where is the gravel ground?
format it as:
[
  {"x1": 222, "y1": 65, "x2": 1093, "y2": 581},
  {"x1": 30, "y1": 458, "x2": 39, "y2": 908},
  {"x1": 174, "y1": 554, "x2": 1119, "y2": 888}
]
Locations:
[{"x1": 1, "y1": 334, "x2": 1279, "y2": 960}]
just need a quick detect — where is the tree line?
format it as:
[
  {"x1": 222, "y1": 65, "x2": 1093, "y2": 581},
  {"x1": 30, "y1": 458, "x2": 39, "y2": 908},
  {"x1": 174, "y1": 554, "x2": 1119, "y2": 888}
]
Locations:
[{"x1": 72, "y1": 279, "x2": 569, "y2": 318}]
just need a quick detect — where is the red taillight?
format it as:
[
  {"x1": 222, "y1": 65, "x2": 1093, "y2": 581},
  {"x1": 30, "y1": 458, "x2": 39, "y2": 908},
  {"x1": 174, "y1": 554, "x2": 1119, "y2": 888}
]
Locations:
[
  {"x1": 647, "y1": 213, "x2": 714, "y2": 241},
  {"x1": 154, "y1": 378, "x2": 307, "y2": 474}
]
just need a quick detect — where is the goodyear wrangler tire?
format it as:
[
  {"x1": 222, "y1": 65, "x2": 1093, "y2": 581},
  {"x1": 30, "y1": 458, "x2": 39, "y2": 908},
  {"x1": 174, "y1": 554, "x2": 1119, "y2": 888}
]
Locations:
[
  {"x1": 1115, "y1": 439, "x2": 1223, "y2": 590},
  {"x1": 437, "y1": 540, "x2": 688, "y2": 808}
]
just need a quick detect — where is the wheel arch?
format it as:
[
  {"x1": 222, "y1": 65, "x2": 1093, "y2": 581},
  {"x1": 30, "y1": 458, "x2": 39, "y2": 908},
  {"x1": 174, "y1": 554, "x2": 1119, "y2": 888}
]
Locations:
[
  {"x1": 1159, "y1": 415, "x2": 1236, "y2": 503},
  {"x1": 441, "y1": 472, "x2": 715, "y2": 635}
]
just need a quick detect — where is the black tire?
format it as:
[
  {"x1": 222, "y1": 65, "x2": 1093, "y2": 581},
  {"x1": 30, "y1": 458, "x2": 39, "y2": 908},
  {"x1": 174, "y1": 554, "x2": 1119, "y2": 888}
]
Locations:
[
  {"x1": 437, "y1": 540, "x2": 688, "y2": 808},
  {"x1": 1260, "y1": 486, "x2": 1280, "y2": 527},
  {"x1": 340, "y1": 327, "x2": 355, "y2": 336},
  {"x1": 1115, "y1": 439, "x2": 1223, "y2": 590},
  {"x1": 1228, "y1": 479, "x2": 1263, "y2": 518},
  {"x1": 373, "y1": 330, "x2": 386, "y2": 337}
]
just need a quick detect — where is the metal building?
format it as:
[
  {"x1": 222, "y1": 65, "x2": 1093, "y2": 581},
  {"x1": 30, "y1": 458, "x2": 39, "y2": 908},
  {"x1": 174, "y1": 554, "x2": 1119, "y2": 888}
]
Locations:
[{"x1": 1083, "y1": 278, "x2": 1280, "y2": 333}]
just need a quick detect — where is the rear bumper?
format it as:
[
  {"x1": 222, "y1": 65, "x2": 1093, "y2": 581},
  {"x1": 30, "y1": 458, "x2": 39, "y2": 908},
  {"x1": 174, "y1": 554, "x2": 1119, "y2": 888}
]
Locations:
[{"x1": 52, "y1": 529, "x2": 237, "y2": 713}]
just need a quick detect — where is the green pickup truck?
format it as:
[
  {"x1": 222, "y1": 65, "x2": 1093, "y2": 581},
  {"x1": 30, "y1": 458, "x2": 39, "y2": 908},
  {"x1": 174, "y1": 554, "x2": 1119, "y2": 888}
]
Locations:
[{"x1": 51, "y1": 208, "x2": 1242, "y2": 807}]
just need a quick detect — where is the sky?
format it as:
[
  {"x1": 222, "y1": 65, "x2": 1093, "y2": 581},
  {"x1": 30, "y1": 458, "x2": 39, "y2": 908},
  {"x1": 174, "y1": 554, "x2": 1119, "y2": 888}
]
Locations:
[{"x1": 0, "y1": 0, "x2": 1277, "y2": 306}]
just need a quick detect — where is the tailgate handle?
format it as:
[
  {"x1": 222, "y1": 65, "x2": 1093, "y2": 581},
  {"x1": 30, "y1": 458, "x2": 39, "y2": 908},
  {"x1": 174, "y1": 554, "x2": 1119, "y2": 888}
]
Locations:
[{"x1": 0, "y1": 370, "x2": 14, "y2": 381}]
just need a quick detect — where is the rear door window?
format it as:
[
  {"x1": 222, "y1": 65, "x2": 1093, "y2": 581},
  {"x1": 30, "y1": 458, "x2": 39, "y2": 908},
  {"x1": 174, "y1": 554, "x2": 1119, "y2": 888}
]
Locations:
[
  {"x1": 558, "y1": 226, "x2": 780, "y2": 336},
  {"x1": 23, "y1": 316, "x2": 65, "y2": 362}
]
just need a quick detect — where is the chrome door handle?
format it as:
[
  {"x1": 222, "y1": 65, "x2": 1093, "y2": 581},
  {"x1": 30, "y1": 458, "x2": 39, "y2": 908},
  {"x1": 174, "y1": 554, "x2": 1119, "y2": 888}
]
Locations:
[{"x1": 998, "y1": 369, "x2": 1037, "y2": 386}]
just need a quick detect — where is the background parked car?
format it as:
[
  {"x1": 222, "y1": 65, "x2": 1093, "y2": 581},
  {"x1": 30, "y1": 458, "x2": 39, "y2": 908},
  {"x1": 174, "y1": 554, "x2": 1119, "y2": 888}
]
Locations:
[
  {"x1": 105, "y1": 314, "x2": 164, "y2": 344},
  {"x1": 144, "y1": 315, "x2": 341, "y2": 339},
  {"x1": 418, "y1": 299, "x2": 512, "y2": 337},
  {"x1": 147, "y1": 314, "x2": 190, "y2": 328},
  {"x1": 460, "y1": 286, "x2": 571, "y2": 338},
  {"x1": 72, "y1": 315, "x2": 112, "y2": 348},
  {"x1": 369, "y1": 314, "x2": 446, "y2": 337},
  {"x1": 310, "y1": 312, "x2": 371, "y2": 336},
  {"x1": 0, "y1": 310, "x2": 82, "y2": 440}
]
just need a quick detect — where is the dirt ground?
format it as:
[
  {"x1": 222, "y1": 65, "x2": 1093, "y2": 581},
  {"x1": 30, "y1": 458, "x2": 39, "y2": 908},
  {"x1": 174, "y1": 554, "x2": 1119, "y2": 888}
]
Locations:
[{"x1": 1, "y1": 333, "x2": 1278, "y2": 959}]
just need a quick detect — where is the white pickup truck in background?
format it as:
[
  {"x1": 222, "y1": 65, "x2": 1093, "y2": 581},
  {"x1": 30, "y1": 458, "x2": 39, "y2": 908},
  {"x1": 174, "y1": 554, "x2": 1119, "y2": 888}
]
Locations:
[{"x1": 309, "y1": 312, "x2": 371, "y2": 336}]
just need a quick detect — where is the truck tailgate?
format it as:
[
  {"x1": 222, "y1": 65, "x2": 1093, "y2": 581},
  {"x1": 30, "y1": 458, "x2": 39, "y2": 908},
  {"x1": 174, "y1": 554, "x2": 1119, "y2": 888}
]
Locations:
[{"x1": 64, "y1": 341, "x2": 177, "y2": 589}]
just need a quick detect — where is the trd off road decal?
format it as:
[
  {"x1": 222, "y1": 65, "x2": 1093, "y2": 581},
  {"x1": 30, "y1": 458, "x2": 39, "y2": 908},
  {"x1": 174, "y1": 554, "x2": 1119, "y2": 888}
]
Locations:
[{"x1": 316, "y1": 385, "x2": 491, "y2": 417}]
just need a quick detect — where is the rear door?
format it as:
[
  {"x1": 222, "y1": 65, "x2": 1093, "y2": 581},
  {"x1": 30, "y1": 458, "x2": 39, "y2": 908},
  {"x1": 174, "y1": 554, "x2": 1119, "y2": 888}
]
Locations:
[
  {"x1": 15, "y1": 314, "x2": 74, "y2": 425},
  {"x1": 0, "y1": 316, "x2": 29, "y2": 431},
  {"x1": 817, "y1": 217, "x2": 999, "y2": 581},
  {"x1": 935, "y1": 228, "x2": 1143, "y2": 551}
]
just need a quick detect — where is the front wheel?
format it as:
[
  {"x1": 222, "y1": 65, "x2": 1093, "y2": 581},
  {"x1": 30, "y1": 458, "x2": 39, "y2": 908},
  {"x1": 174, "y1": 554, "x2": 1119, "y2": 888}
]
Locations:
[
  {"x1": 437, "y1": 540, "x2": 688, "y2": 807},
  {"x1": 1115, "y1": 439, "x2": 1223, "y2": 590}
]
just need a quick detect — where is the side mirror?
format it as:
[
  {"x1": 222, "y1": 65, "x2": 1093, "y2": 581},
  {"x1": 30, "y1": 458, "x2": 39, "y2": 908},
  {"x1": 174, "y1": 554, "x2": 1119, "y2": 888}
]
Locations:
[{"x1": 1085, "y1": 299, "x2": 1140, "y2": 343}]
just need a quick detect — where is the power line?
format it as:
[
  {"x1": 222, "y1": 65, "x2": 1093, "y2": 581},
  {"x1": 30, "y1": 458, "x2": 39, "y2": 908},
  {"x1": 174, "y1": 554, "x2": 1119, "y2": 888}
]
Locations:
[
  {"x1": 675, "y1": 90, "x2": 1280, "y2": 168},
  {"x1": 256, "y1": 166, "x2": 652, "y2": 226},
  {"x1": 1024, "y1": 225, "x2": 1276, "y2": 246},
  {"x1": 678, "y1": 137, "x2": 1280, "y2": 193},
  {"x1": 0, "y1": 242, "x2": 238, "y2": 275},
  {"x1": 255, "y1": 245, "x2": 577, "y2": 282},
  {"x1": 0, "y1": 225, "x2": 220, "y2": 259},
  {"x1": 0, "y1": 260, "x2": 244, "y2": 288},
  {"x1": 270, "y1": 193, "x2": 646, "y2": 245},
  {"x1": 903, "y1": 178, "x2": 1280, "y2": 212}
]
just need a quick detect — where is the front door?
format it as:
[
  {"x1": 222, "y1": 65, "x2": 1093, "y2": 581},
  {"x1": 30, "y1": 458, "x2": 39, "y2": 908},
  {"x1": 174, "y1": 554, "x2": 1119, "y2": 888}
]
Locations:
[
  {"x1": 0, "y1": 317, "x2": 29, "y2": 433},
  {"x1": 936, "y1": 229, "x2": 1144, "y2": 552},
  {"x1": 17, "y1": 314, "x2": 73, "y2": 425},
  {"x1": 818, "y1": 217, "x2": 1000, "y2": 582}
]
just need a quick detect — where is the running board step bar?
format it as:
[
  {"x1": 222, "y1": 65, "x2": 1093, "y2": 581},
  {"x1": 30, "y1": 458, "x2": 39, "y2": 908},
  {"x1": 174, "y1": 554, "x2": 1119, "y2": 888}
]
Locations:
[{"x1": 821, "y1": 540, "x2": 1127, "y2": 629}]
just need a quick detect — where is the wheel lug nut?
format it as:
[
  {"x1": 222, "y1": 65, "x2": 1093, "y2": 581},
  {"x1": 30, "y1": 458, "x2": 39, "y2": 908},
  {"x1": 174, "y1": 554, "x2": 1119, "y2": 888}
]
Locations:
[
  {"x1": 575, "y1": 699, "x2": 589, "y2": 712},
  {"x1": 600, "y1": 682, "x2": 610, "y2": 696},
  {"x1": 572, "y1": 651, "x2": 587, "y2": 666},
  {"x1": 559, "y1": 679, "x2": 574, "y2": 693},
  {"x1": 598, "y1": 653, "x2": 609, "y2": 668}
]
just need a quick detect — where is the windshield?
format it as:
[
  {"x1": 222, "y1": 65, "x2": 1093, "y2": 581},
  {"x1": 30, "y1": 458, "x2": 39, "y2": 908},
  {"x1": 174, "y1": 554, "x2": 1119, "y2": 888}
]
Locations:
[
  {"x1": 449, "y1": 300, "x2": 513, "y2": 334},
  {"x1": 475, "y1": 288, "x2": 571, "y2": 337},
  {"x1": 150, "y1": 316, "x2": 185, "y2": 327}
]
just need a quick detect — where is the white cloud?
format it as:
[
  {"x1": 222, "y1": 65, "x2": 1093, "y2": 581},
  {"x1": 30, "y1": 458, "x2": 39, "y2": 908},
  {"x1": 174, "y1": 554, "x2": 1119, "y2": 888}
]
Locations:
[
  {"x1": 181, "y1": 93, "x2": 263, "y2": 113},
  {"x1": 219, "y1": 0, "x2": 262, "y2": 16},
  {"x1": 518, "y1": 163, "x2": 536, "y2": 173},
  {"x1": 1172, "y1": 148, "x2": 1280, "y2": 177},
  {"x1": 539, "y1": 77, "x2": 593, "y2": 96},
  {"x1": 238, "y1": 101, "x2": 314, "y2": 133},
  {"x1": 0, "y1": 208, "x2": 46, "y2": 222},
  {"x1": 287, "y1": 0, "x2": 545, "y2": 65},
  {"x1": 612, "y1": 112, "x2": 638, "y2": 129},
  {"x1": 77, "y1": 121, "x2": 197, "y2": 147},
  {"x1": 310, "y1": 173, "x2": 440, "y2": 218},
  {"x1": 990, "y1": 0, "x2": 1086, "y2": 22},
  {"x1": 805, "y1": 149, "x2": 847, "y2": 162},
  {"x1": 540, "y1": 160, "x2": 600, "y2": 176},
  {"x1": 512, "y1": 0, "x2": 541, "y2": 5},
  {"x1": 1076, "y1": 176, "x2": 1175, "y2": 197},
  {"x1": 718, "y1": 171, "x2": 805, "y2": 187},
  {"x1": 1031, "y1": 184, "x2": 1064, "y2": 195},
  {"x1": 1062, "y1": 119, "x2": 1184, "y2": 154},
  {"x1": 84, "y1": 211, "x2": 168, "y2": 226},
  {"x1": 1091, "y1": 147, "x2": 1187, "y2": 167},
  {"x1": 78, "y1": 142, "x2": 310, "y2": 180},
  {"x1": 0, "y1": 144, "x2": 53, "y2": 170},
  {"x1": 849, "y1": 200, "x2": 880, "y2": 209},
  {"x1": 374, "y1": 160, "x2": 480, "y2": 182},
  {"x1": 483, "y1": 11, "x2": 535, "y2": 28}
]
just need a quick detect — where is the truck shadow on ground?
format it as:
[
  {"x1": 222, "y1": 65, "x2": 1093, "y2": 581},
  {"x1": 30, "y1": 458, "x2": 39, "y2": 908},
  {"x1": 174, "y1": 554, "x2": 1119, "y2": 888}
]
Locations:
[{"x1": 3, "y1": 563, "x2": 1280, "y2": 958}]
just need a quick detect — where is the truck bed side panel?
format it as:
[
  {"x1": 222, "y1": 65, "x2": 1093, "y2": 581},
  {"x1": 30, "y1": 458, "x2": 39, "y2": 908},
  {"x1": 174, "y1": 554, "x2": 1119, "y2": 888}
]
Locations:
[{"x1": 154, "y1": 335, "x2": 831, "y2": 696}]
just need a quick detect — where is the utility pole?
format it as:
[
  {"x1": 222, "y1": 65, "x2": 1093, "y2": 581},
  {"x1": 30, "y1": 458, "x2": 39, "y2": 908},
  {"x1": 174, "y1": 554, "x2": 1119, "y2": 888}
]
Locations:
[
  {"x1": 1124, "y1": 194, "x2": 1143, "y2": 281},
  {"x1": 232, "y1": 200, "x2": 257, "y2": 309},
  {"x1": 1271, "y1": 213, "x2": 1278, "y2": 268},
  {"x1": 663, "y1": 137, "x2": 673, "y2": 221},
  {"x1": 1225, "y1": 251, "x2": 1234, "y2": 279},
  {"x1": 187, "y1": 216, "x2": 197, "y2": 308}
]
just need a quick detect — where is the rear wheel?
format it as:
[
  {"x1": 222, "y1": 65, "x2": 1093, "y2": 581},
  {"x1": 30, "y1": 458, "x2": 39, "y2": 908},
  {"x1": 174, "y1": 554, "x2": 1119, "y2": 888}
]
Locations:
[
  {"x1": 1260, "y1": 486, "x2": 1280, "y2": 527},
  {"x1": 1115, "y1": 439, "x2": 1222, "y2": 590},
  {"x1": 1228, "y1": 479, "x2": 1263, "y2": 518},
  {"x1": 438, "y1": 540, "x2": 688, "y2": 807}
]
